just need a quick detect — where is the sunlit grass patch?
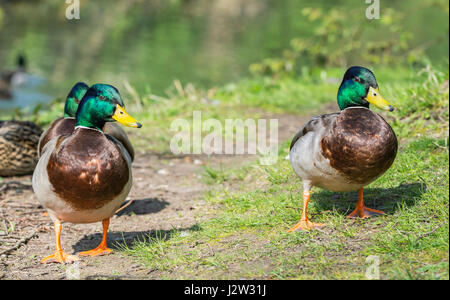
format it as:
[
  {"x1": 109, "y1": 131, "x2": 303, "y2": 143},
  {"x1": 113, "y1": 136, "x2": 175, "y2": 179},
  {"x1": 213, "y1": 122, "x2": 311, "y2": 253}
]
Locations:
[{"x1": 124, "y1": 143, "x2": 446, "y2": 280}]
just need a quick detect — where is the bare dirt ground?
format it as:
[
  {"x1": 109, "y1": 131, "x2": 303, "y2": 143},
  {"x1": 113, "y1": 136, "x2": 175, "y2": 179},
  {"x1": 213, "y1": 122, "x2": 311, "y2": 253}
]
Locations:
[{"x1": 0, "y1": 107, "x2": 336, "y2": 280}]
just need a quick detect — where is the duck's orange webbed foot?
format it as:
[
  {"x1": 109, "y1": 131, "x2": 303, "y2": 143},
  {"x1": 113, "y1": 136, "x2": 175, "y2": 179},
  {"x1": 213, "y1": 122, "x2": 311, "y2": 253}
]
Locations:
[
  {"x1": 79, "y1": 245, "x2": 112, "y2": 257},
  {"x1": 79, "y1": 218, "x2": 112, "y2": 257},
  {"x1": 41, "y1": 250, "x2": 80, "y2": 264},
  {"x1": 41, "y1": 220, "x2": 79, "y2": 264},
  {"x1": 288, "y1": 219, "x2": 325, "y2": 232},
  {"x1": 346, "y1": 188, "x2": 385, "y2": 219},
  {"x1": 288, "y1": 190, "x2": 326, "y2": 232},
  {"x1": 346, "y1": 206, "x2": 385, "y2": 219}
]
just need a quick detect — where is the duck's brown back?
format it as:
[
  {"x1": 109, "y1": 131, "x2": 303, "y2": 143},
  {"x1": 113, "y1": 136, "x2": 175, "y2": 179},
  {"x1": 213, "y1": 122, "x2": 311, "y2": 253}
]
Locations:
[{"x1": 321, "y1": 107, "x2": 397, "y2": 185}]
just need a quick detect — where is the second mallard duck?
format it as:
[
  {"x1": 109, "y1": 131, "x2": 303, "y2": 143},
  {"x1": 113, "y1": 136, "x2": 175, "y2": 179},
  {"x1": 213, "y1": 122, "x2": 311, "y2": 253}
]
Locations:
[
  {"x1": 38, "y1": 82, "x2": 135, "y2": 160},
  {"x1": 289, "y1": 66, "x2": 397, "y2": 231}
]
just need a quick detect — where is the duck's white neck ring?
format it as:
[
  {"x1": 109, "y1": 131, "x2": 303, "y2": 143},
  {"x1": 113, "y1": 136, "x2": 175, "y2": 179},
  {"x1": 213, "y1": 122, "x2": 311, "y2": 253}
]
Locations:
[
  {"x1": 74, "y1": 125, "x2": 103, "y2": 133},
  {"x1": 344, "y1": 106, "x2": 370, "y2": 110}
]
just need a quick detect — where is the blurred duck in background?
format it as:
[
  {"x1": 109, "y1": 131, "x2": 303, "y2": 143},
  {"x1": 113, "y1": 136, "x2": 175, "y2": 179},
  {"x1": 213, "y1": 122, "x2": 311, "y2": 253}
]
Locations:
[
  {"x1": 0, "y1": 119, "x2": 42, "y2": 177},
  {"x1": 0, "y1": 55, "x2": 28, "y2": 99}
]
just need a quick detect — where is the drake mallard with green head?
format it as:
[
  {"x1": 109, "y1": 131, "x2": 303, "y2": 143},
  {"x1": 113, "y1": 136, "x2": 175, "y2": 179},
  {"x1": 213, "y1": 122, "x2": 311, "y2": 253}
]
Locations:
[
  {"x1": 33, "y1": 84, "x2": 142, "y2": 263},
  {"x1": 39, "y1": 82, "x2": 135, "y2": 160},
  {"x1": 0, "y1": 120, "x2": 42, "y2": 177},
  {"x1": 289, "y1": 66, "x2": 397, "y2": 231}
]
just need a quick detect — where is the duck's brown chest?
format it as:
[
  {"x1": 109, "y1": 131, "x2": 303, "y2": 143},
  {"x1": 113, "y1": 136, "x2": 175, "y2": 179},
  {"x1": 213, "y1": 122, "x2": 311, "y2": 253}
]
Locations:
[
  {"x1": 321, "y1": 107, "x2": 397, "y2": 184},
  {"x1": 47, "y1": 129, "x2": 129, "y2": 210}
]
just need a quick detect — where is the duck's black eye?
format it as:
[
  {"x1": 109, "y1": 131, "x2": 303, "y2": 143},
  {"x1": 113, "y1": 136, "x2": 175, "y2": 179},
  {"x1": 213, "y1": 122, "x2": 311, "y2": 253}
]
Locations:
[
  {"x1": 120, "y1": 111, "x2": 124, "y2": 115},
  {"x1": 355, "y1": 76, "x2": 366, "y2": 84},
  {"x1": 98, "y1": 95, "x2": 105, "y2": 100}
]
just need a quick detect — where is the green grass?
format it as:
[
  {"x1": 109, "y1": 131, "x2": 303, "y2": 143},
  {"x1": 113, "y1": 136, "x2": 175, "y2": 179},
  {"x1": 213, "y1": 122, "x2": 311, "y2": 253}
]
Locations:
[{"x1": 119, "y1": 64, "x2": 449, "y2": 279}]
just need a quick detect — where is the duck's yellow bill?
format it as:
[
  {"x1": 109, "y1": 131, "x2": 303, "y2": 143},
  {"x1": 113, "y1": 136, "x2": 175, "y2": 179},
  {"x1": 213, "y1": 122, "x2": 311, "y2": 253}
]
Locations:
[
  {"x1": 366, "y1": 87, "x2": 394, "y2": 112},
  {"x1": 112, "y1": 105, "x2": 142, "y2": 128}
]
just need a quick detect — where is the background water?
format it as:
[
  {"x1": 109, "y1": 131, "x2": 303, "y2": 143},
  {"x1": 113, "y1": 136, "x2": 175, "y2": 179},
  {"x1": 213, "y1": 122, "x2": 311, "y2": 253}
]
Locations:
[{"x1": 0, "y1": 0, "x2": 448, "y2": 110}]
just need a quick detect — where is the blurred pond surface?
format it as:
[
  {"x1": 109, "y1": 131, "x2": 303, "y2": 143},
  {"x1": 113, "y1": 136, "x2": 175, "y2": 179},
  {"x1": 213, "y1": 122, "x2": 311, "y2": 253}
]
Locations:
[{"x1": 0, "y1": 0, "x2": 448, "y2": 110}]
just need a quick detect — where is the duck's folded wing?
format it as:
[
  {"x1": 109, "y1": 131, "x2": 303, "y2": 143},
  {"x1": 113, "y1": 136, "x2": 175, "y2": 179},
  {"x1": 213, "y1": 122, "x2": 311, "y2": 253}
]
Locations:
[
  {"x1": 103, "y1": 122, "x2": 134, "y2": 161},
  {"x1": 104, "y1": 134, "x2": 133, "y2": 167},
  {"x1": 289, "y1": 113, "x2": 339, "y2": 151},
  {"x1": 37, "y1": 122, "x2": 53, "y2": 157},
  {"x1": 103, "y1": 122, "x2": 135, "y2": 161},
  {"x1": 38, "y1": 117, "x2": 74, "y2": 157}
]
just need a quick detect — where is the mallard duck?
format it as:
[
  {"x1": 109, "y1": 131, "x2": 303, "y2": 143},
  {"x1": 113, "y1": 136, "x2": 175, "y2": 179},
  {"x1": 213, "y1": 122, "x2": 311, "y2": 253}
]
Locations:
[
  {"x1": 38, "y1": 82, "x2": 135, "y2": 160},
  {"x1": 37, "y1": 82, "x2": 89, "y2": 156},
  {"x1": 0, "y1": 55, "x2": 27, "y2": 99},
  {"x1": 0, "y1": 120, "x2": 42, "y2": 177},
  {"x1": 288, "y1": 66, "x2": 397, "y2": 231},
  {"x1": 32, "y1": 84, "x2": 142, "y2": 263},
  {"x1": 0, "y1": 80, "x2": 12, "y2": 99}
]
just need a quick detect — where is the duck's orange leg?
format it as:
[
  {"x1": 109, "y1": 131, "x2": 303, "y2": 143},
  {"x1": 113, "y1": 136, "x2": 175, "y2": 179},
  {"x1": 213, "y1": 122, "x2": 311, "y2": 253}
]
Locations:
[
  {"x1": 79, "y1": 218, "x2": 112, "y2": 257},
  {"x1": 41, "y1": 220, "x2": 80, "y2": 264},
  {"x1": 346, "y1": 188, "x2": 385, "y2": 218},
  {"x1": 288, "y1": 190, "x2": 325, "y2": 232}
]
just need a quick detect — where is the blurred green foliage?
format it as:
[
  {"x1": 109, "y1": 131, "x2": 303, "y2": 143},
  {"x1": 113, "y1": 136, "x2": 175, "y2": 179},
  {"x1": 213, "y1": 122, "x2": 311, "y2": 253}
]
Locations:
[
  {"x1": 1, "y1": 0, "x2": 448, "y2": 99},
  {"x1": 0, "y1": 6, "x2": 3, "y2": 28},
  {"x1": 250, "y1": 2, "x2": 449, "y2": 78},
  {"x1": 389, "y1": 64, "x2": 449, "y2": 138}
]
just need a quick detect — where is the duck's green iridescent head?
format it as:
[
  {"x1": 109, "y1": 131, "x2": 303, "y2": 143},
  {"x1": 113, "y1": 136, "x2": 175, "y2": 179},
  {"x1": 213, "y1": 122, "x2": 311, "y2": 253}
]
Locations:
[
  {"x1": 64, "y1": 82, "x2": 89, "y2": 118},
  {"x1": 337, "y1": 66, "x2": 394, "y2": 111},
  {"x1": 75, "y1": 84, "x2": 142, "y2": 131}
]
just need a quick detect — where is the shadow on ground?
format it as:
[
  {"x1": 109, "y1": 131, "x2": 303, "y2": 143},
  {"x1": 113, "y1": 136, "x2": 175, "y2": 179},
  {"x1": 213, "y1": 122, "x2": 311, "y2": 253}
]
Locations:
[
  {"x1": 73, "y1": 224, "x2": 202, "y2": 252},
  {"x1": 115, "y1": 197, "x2": 170, "y2": 216},
  {"x1": 0, "y1": 179, "x2": 33, "y2": 199},
  {"x1": 314, "y1": 182, "x2": 427, "y2": 215}
]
